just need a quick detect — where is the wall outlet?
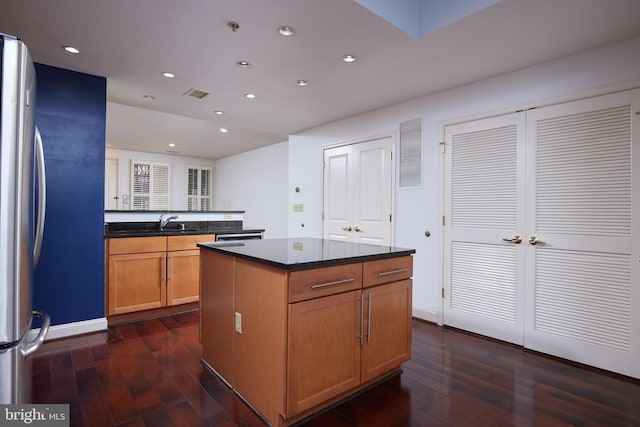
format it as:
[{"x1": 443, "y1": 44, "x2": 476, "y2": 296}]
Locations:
[{"x1": 235, "y1": 312, "x2": 242, "y2": 334}]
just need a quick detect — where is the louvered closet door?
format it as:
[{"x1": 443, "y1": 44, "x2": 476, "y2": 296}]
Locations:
[
  {"x1": 443, "y1": 113, "x2": 526, "y2": 345},
  {"x1": 524, "y1": 90, "x2": 639, "y2": 378}
]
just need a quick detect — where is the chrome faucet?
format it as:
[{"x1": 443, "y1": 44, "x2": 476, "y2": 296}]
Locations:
[{"x1": 159, "y1": 213, "x2": 178, "y2": 230}]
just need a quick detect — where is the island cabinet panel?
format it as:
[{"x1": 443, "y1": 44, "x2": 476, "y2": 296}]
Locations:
[
  {"x1": 200, "y1": 250, "x2": 235, "y2": 383},
  {"x1": 361, "y1": 279, "x2": 412, "y2": 382},
  {"x1": 362, "y1": 256, "x2": 413, "y2": 288},
  {"x1": 199, "y1": 239, "x2": 414, "y2": 427},
  {"x1": 288, "y1": 263, "x2": 362, "y2": 303},
  {"x1": 286, "y1": 289, "x2": 362, "y2": 416},
  {"x1": 234, "y1": 258, "x2": 288, "y2": 424},
  {"x1": 108, "y1": 252, "x2": 166, "y2": 314}
]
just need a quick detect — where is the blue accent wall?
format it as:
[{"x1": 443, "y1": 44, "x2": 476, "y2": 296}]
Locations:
[{"x1": 33, "y1": 64, "x2": 106, "y2": 325}]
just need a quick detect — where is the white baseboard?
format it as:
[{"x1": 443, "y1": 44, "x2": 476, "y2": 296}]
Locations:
[
  {"x1": 29, "y1": 317, "x2": 108, "y2": 341},
  {"x1": 412, "y1": 306, "x2": 439, "y2": 324}
]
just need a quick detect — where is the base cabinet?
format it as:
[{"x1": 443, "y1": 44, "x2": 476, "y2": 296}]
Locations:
[
  {"x1": 287, "y1": 289, "x2": 362, "y2": 415},
  {"x1": 108, "y1": 251, "x2": 166, "y2": 314},
  {"x1": 200, "y1": 251, "x2": 413, "y2": 426},
  {"x1": 107, "y1": 234, "x2": 214, "y2": 316}
]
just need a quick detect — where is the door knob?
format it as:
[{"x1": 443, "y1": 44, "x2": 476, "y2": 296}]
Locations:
[
  {"x1": 354, "y1": 226, "x2": 362, "y2": 232},
  {"x1": 502, "y1": 235, "x2": 522, "y2": 244},
  {"x1": 342, "y1": 226, "x2": 353, "y2": 232},
  {"x1": 529, "y1": 236, "x2": 546, "y2": 245}
]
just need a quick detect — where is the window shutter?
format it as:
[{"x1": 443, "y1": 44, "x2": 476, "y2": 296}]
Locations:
[
  {"x1": 131, "y1": 160, "x2": 170, "y2": 211},
  {"x1": 187, "y1": 166, "x2": 212, "y2": 211}
]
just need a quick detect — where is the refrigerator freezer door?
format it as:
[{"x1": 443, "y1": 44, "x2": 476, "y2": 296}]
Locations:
[{"x1": 0, "y1": 36, "x2": 36, "y2": 344}]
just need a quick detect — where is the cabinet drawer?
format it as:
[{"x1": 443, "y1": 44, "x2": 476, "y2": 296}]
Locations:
[
  {"x1": 108, "y1": 236, "x2": 166, "y2": 255},
  {"x1": 288, "y1": 263, "x2": 362, "y2": 303},
  {"x1": 363, "y1": 256, "x2": 413, "y2": 288},
  {"x1": 167, "y1": 234, "x2": 215, "y2": 251}
]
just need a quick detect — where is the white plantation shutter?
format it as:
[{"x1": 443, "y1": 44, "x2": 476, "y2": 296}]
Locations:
[
  {"x1": 131, "y1": 160, "x2": 170, "y2": 210},
  {"x1": 187, "y1": 166, "x2": 212, "y2": 211}
]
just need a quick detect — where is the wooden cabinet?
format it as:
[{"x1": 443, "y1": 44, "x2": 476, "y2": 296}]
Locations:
[
  {"x1": 107, "y1": 234, "x2": 214, "y2": 315},
  {"x1": 200, "y1": 250, "x2": 413, "y2": 426},
  {"x1": 286, "y1": 256, "x2": 413, "y2": 417}
]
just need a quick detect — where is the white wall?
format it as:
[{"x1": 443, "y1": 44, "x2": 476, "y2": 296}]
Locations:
[
  {"x1": 105, "y1": 148, "x2": 215, "y2": 210},
  {"x1": 214, "y1": 141, "x2": 289, "y2": 238},
  {"x1": 287, "y1": 36, "x2": 640, "y2": 323}
]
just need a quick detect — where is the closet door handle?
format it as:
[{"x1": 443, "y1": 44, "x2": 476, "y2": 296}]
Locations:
[
  {"x1": 529, "y1": 236, "x2": 546, "y2": 246},
  {"x1": 342, "y1": 226, "x2": 353, "y2": 232},
  {"x1": 502, "y1": 235, "x2": 522, "y2": 244}
]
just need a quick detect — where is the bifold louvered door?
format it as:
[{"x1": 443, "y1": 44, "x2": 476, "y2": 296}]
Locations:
[
  {"x1": 444, "y1": 113, "x2": 527, "y2": 345},
  {"x1": 444, "y1": 89, "x2": 639, "y2": 378},
  {"x1": 524, "y1": 90, "x2": 639, "y2": 378}
]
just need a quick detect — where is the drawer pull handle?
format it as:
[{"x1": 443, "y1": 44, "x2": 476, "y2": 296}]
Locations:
[
  {"x1": 310, "y1": 278, "x2": 354, "y2": 289},
  {"x1": 377, "y1": 268, "x2": 409, "y2": 277}
]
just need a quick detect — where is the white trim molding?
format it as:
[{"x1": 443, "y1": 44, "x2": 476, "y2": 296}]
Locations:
[
  {"x1": 29, "y1": 317, "x2": 108, "y2": 342},
  {"x1": 412, "y1": 306, "x2": 438, "y2": 324}
]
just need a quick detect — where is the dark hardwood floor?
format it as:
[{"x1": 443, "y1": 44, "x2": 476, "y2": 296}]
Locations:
[{"x1": 32, "y1": 312, "x2": 639, "y2": 426}]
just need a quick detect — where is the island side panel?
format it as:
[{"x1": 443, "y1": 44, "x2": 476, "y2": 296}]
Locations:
[
  {"x1": 200, "y1": 249, "x2": 235, "y2": 384},
  {"x1": 234, "y1": 258, "x2": 288, "y2": 425}
]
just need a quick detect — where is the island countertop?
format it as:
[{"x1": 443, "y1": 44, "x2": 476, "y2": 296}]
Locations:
[{"x1": 198, "y1": 237, "x2": 415, "y2": 271}]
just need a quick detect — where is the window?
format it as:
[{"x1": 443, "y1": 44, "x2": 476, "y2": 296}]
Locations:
[
  {"x1": 187, "y1": 166, "x2": 212, "y2": 211},
  {"x1": 131, "y1": 160, "x2": 170, "y2": 210}
]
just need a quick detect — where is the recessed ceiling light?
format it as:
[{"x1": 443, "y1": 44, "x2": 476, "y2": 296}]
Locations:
[
  {"x1": 236, "y1": 60, "x2": 251, "y2": 68},
  {"x1": 342, "y1": 55, "x2": 357, "y2": 63},
  {"x1": 296, "y1": 80, "x2": 308, "y2": 86},
  {"x1": 219, "y1": 128, "x2": 229, "y2": 133},
  {"x1": 143, "y1": 95, "x2": 155, "y2": 100},
  {"x1": 168, "y1": 143, "x2": 176, "y2": 147},
  {"x1": 162, "y1": 72, "x2": 175, "y2": 78},
  {"x1": 278, "y1": 26, "x2": 295, "y2": 36},
  {"x1": 214, "y1": 110, "x2": 224, "y2": 115},
  {"x1": 63, "y1": 46, "x2": 80, "y2": 54},
  {"x1": 244, "y1": 93, "x2": 256, "y2": 99}
]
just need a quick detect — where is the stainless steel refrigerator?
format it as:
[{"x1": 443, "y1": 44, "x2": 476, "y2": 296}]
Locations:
[{"x1": 0, "y1": 33, "x2": 50, "y2": 404}]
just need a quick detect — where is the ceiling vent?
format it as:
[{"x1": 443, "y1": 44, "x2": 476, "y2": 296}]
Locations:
[{"x1": 184, "y1": 88, "x2": 209, "y2": 99}]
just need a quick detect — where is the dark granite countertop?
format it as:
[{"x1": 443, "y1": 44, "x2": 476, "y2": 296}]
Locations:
[
  {"x1": 104, "y1": 220, "x2": 264, "y2": 238},
  {"x1": 198, "y1": 238, "x2": 415, "y2": 271}
]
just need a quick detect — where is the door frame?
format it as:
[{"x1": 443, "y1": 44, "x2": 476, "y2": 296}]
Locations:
[{"x1": 321, "y1": 132, "x2": 396, "y2": 246}]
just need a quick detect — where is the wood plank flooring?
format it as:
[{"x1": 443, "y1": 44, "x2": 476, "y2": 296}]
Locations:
[{"x1": 32, "y1": 312, "x2": 639, "y2": 426}]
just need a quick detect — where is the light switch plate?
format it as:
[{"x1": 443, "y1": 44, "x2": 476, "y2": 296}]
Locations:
[{"x1": 235, "y1": 312, "x2": 242, "y2": 334}]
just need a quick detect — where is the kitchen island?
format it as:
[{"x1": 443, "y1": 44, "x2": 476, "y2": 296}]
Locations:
[{"x1": 199, "y1": 238, "x2": 415, "y2": 426}]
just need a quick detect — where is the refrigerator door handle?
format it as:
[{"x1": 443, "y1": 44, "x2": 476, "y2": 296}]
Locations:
[
  {"x1": 34, "y1": 127, "x2": 46, "y2": 267},
  {"x1": 22, "y1": 311, "x2": 50, "y2": 356}
]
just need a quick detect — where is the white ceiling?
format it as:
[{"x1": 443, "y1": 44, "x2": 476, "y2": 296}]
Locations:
[{"x1": 2, "y1": 0, "x2": 640, "y2": 159}]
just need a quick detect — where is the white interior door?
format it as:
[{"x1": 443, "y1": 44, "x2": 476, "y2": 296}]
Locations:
[
  {"x1": 323, "y1": 137, "x2": 393, "y2": 245},
  {"x1": 443, "y1": 113, "x2": 526, "y2": 345},
  {"x1": 524, "y1": 90, "x2": 639, "y2": 378},
  {"x1": 105, "y1": 158, "x2": 119, "y2": 210}
]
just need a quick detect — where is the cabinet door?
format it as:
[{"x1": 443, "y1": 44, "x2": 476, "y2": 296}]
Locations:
[
  {"x1": 361, "y1": 279, "x2": 412, "y2": 383},
  {"x1": 167, "y1": 249, "x2": 200, "y2": 305},
  {"x1": 108, "y1": 252, "x2": 166, "y2": 315},
  {"x1": 287, "y1": 289, "x2": 362, "y2": 417}
]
